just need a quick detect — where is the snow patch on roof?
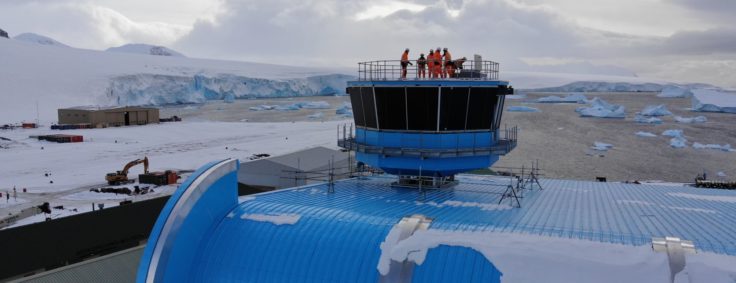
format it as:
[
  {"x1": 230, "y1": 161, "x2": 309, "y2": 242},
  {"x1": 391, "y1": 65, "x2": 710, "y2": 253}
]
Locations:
[
  {"x1": 238, "y1": 196, "x2": 256, "y2": 203},
  {"x1": 385, "y1": 229, "x2": 678, "y2": 283},
  {"x1": 241, "y1": 213, "x2": 301, "y2": 225}
]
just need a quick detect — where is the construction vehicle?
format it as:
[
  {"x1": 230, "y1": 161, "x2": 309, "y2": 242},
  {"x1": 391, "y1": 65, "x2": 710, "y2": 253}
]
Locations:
[{"x1": 106, "y1": 157, "x2": 149, "y2": 185}]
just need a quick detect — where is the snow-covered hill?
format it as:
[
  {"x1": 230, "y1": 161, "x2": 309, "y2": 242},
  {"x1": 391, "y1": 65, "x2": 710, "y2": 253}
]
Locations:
[
  {"x1": 0, "y1": 38, "x2": 353, "y2": 123},
  {"x1": 106, "y1": 43, "x2": 186, "y2": 57},
  {"x1": 0, "y1": 34, "x2": 713, "y2": 124},
  {"x1": 13, "y1": 32, "x2": 70, "y2": 48}
]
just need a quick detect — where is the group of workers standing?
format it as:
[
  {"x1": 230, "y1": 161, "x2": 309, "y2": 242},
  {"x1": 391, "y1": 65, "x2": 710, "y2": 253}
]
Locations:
[{"x1": 400, "y1": 47, "x2": 466, "y2": 79}]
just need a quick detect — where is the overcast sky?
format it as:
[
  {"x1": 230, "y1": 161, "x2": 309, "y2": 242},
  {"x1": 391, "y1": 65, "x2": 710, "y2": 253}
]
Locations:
[{"x1": 1, "y1": 0, "x2": 734, "y2": 87}]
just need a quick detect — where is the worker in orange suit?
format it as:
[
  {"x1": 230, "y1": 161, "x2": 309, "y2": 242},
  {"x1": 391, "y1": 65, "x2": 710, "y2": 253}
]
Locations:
[
  {"x1": 416, "y1": 53, "x2": 427, "y2": 79},
  {"x1": 400, "y1": 48, "x2": 413, "y2": 79},
  {"x1": 433, "y1": 47, "x2": 442, "y2": 78},
  {"x1": 427, "y1": 50, "x2": 435, "y2": 78},
  {"x1": 443, "y1": 48, "x2": 454, "y2": 78}
]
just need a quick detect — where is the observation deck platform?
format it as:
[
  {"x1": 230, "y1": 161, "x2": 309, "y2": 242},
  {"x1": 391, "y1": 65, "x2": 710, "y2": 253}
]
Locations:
[{"x1": 340, "y1": 59, "x2": 516, "y2": 177}]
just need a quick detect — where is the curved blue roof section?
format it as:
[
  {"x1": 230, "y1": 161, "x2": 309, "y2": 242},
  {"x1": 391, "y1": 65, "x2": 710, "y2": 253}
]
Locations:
[
  {"x1": 137, "y1": 159, "x2": 239, "y2": 283},
  {"x1": 139, "y1": 161, "x2": 736, "y2": 282}
]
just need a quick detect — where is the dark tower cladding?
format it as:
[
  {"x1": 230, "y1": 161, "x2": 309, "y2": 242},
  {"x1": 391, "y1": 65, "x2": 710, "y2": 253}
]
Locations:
[{"x1": 338, "y1": 57, "x2": 517, "y2": 187}]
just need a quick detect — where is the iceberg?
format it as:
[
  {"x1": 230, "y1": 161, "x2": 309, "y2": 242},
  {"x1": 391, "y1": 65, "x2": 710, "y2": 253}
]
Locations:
[
  {"x1": 506, "y1": 94, "x2": 527, "y2": 100},
  {"x1": 300, "y1": 101, "x2": 331, "y2": 109},
  {"x1": 223, "y1": 93, "x2": 235, "y2": 103},
  {"x1": 307, "y1": 112, "x2": 324, "y2": 119},
  {"x1": 591, "y1": 142, "x2": 613, "y2": 151},
  {"x1": 507, "y1": 106, "x2": 540, "y2": 112},
  {"x1": 691, "y1": 89, "x2": 736, "y2": 114},
  {"x1": 636, "y1": 131, "x2": 657, "y2": 138},
  {"x1": 335, "y1": 103, "x2": 353, "y2": 116},
  {"x1": 658, "y1": 85, "x2": 693, "y2": 98},
  {"x1": 274, "y1": 104, "x2": 302, "y2": 111},
  {"x1": 692, "y1": 143, "x2": 734, "y2": 152},
  {"x1": 576, "y1": 98, "x2": 625, "y2": 118},
  {"x1": 639, "y1": 104, "x2": 672, "y2": 116},
  {"x1": 670, "y1": 137, "x2": 688, "y2": 148},
  {"x1": 663, "y1": 129, "x2": 687, "y2": 148},
  {"x1": 633, "y1": 115, "x2": 662, "y2": 124},
  {"x1": 674, "y1": 116, "x2": 707, "y2": 124},
  {"x1": 662, "y1": 129, "x2": 684, "y2": 138},
  {"x1": 536, "y1": 93, "x2": 588, "y2": 104}
]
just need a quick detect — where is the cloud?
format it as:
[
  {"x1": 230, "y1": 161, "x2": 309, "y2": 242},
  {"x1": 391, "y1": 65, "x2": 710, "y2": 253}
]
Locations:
[
  {"x1": 669, "y1": 0, "x2": 736, "y2": 13},
  {"x1": 661, "y1": 28, "x2": 736, "y2": 55},
  {"x1": 0, "y1": 0, "x2": 733, "y2": 87},
  {"x1": 175, "y1": 0, "x2": 594, "y2": 68},
  {"x1": 0, "y1": 1, "x2": 197, "y2": 49}
]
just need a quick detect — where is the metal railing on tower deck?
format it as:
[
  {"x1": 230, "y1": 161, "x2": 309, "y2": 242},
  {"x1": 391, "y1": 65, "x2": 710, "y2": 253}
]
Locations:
[
  {"x1": 337, "y1": 124, "x2": 518, "y2": 158},
  {"x1": 357, "y1": 60, "x2": 500, "y2": 81}
]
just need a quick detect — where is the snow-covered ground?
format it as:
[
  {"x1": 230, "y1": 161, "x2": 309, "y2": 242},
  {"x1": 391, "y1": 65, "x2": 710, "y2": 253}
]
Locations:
[{"x1": 0, "y1": 120, "x2": 346, "y2": 222}]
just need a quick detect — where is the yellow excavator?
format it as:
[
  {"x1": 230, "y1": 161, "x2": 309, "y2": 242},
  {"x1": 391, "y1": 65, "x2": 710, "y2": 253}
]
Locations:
[{"x1": 106, "y1": 157, "x2": 149, "y2": 185}]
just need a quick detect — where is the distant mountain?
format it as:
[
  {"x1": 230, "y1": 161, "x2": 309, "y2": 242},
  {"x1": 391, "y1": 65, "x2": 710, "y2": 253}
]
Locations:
[
  {"x1": 530, "y1": 62, "x2": 637, "y2": 77},
  {"x1": 0, "y1": 28, "x2": 8, "y2": 39},
  {"x1": 13, "y1": 33, "x2": 69, "y2": 47},
  {"x1": 106, "y1": 43, "x2": 186, "y2": 57},
  {"x1": 529, "y1": 81, "x2": 718, "y2": 92}
]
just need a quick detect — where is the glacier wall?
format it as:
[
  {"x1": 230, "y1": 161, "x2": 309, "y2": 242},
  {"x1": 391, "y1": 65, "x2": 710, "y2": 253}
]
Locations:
[{"x1": 105, "y1": 73, "x2": 354, "y2": 106}]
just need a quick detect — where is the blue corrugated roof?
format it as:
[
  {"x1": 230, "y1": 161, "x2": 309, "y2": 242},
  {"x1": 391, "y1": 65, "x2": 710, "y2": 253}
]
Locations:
[
  {"x1": 149, "y1": 172, "x2": 736, "y2": 281},
  {"x1": 220, "y1": 176, "x2": 736, "y2": 255}
]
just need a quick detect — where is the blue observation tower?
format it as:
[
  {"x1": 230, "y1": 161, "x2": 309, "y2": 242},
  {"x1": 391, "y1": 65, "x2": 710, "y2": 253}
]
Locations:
[{"x1": 338, "y1": 57, "x2": 517, "y2": 187}]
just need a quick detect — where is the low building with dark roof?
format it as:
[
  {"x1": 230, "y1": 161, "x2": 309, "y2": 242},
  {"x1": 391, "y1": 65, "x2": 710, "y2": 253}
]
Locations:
[{"x1": 58, "y1": 106, "x2": 159, "y2": 127}]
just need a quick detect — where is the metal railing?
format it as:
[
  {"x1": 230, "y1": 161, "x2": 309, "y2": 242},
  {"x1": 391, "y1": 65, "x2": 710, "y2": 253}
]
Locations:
[
  {"x1": 337, "y1": 124, "x2": 518, "y2": 158},
  {"x1": 357, "y1": 60, "x2": 500, "y2": 81}
]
